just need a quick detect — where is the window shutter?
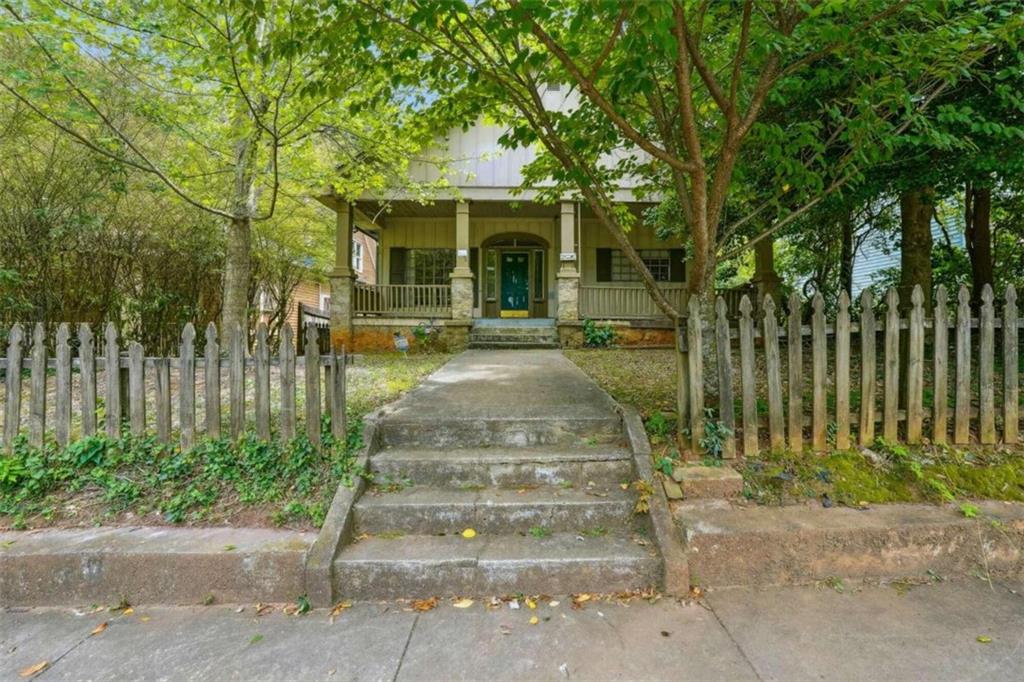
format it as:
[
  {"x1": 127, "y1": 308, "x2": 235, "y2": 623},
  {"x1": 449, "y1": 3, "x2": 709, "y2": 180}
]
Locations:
[
  {"x1": 389, "y1": 248, "x2": 407, "y2": 285},
  {"x1": 669, "y1": 249, "x2": 686, "y2": 282},
  {"x1": 596, "y1": 248, "x2": 613, "y2": 282},
  {"x1": 470, "y1": 247, "x2": 479, "y2": 307}
]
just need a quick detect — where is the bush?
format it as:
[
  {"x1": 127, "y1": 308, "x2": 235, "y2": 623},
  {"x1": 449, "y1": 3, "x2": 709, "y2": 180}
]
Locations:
[{"x1": 582, "y1": 319, "x2": 616, "y2": 348}]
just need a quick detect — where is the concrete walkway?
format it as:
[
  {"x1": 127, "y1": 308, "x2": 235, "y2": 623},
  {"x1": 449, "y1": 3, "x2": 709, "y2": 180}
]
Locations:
[{"x1": 4, "y1": 581, "x2": 1022, "y2": 681}]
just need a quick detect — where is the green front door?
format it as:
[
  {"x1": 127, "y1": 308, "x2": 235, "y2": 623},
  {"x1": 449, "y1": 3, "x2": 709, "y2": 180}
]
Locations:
[{"x1": 500, "y1": 252, "x2": 530, "y2": 317}]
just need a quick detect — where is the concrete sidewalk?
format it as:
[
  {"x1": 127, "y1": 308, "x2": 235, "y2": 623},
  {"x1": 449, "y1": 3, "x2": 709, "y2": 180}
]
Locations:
[{"x1": 4, "y1": 580, "x2": 1022, "y2": 681}]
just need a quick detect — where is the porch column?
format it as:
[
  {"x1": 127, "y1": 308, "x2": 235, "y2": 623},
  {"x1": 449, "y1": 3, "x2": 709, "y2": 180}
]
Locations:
[
  {"x1": 450, "y1": 201, "x2": 474, "y2": 320},
  {"x1": 751, "y1": 234, "x2": 782, "y2": 306},
  {"x1": 557, "y1": 201, "x2": 580, "y2": 321},
  {"x1": 329, "y1": 202, "x2": 356, "y2": 344}
]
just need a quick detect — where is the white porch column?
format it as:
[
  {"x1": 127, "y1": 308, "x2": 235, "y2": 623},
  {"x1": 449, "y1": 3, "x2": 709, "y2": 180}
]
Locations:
[
  {"x1": 450, "y1": 201, "x2": 474, "y2": 320},
  {"x1": 329, "y1": 202, "x2": 356, "y2": 344},
  {"x1": 557, "y1": 201, "x2": 580, "y2": 321}
]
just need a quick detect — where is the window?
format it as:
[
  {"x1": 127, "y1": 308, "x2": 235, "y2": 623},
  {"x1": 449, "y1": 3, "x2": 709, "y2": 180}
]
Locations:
[
  {"x1": 533, "y1": 249, "x2": 545, "y2": 301},
  {"x1": 319, "y1": 292, "x2": 331, "y2": 311},
  {"x1": 485, "y1": 250, "x2": 497, "y2": 301},
  {"x1": 611, "y1": 249, "x2": 671, "y2": 282},
  {"x1": 406, "y1": 249, "x2": 454, "y2": 285},
  {"x1": 352, "y1": 240, "x2": 363, "y2": 273}
]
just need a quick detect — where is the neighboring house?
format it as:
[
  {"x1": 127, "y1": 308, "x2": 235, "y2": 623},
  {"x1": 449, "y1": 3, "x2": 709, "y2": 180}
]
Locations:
[
  {"x1": 317, "y1": 87, "x2": 768, "y2": 350},
  {"x1": 852, "y1": 209, "x2": 966, "y2": 293}
]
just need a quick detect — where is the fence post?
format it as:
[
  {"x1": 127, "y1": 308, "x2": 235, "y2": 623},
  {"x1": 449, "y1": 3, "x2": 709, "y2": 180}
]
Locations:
[
  {"x1": 906, "y1": 285, "x2": 925, "y2": 444},
  {"x1": 738, "y1": 296, "x2": 758, "y2": 456},
  {"x1": 674, "y1": 316, "x2": 689, "y2": 443},
  {"x1": 204, "y1": 323, "x2": 220, "y2": 439},
  {"x1": 763, "y1": 295, "x2": 785, "y2": 451},
  {"x1": 229, "y1": 323, "x2": 245, "y2": 439},
  {"x1": 835, "y1": 291, "x2": 851, "y2": 450},
  {"x1": 104, "y1": 323, "x2": 121, "y2": 439},
  {"x1": 79, "y1": 324, "x2": 97, "y2": 437},
  {"x1": 932, "y1": 286, "x2": 948, "y2": 444},
  {"x1": 331, "y1": 346, "x2": 346, "y2": 442},
  {"x1": 787, "y1": 292, "x2": 803, "y2": 452},
  {"x1": 55, "y1": 324, "x2": 72, "y2": 448},
  {"x1": 979, "y1": 284, "x2": 995, "y2": 444},
  {"x1": 155, "y1": 358, "x2": 171, "y2": 443},
  {"x1": 280, "y1": 323, "x2": 296, "y2": 441},
  {"x1": 29, "y1": 323, "x2": 47, "y2": 448},
  {"x1": 3, "y1": 324, "x2": 24, "y2": 451},
  {"x1": 129, "y1": 342, "x2": 146, "y2": 436},
  {"x1": 1004, "y1": 284, "x2": 1018, "y2": 445},
  {"x1": 305, "y1": 323, "x2": 321, "y2": 446},
  {"x1": 883, "y1": 288, "x2": 900, "y2": 442},
  {"x1": 859, "y1": 290, "x2": 876, "y2": 446},
  {"x1": 255, "y1": 323, "x2": 271, "y2": 441},
  {"x1": 954, "y1": 285, "x2": 972, "y2": 444},
  {"x1": 811, "y1": 293, "x2": 827, "y2": 452},
  {"x1": 685, "y1": 296, "x2": 704, "y2": 454},
  {"x1": 180, "y1": 323, "x2": 196, "y2": 450},
  {"x1": 714, "y1": 297, "x2": 736, "y2": 458}
]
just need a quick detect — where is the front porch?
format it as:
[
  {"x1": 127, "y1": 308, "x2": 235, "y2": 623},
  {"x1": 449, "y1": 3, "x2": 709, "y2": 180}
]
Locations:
[{"x1": 318, "y1": 196, "x2": 779, "y2": 349}]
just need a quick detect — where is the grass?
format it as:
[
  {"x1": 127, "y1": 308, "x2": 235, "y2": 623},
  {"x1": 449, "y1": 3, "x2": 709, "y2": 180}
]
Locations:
[
  {"x1": 0, "y1": 352, "x2": 450, "y2": 530},
  {"x1": 566, "y1": 348, "x2": 1024, "y2": 506}
]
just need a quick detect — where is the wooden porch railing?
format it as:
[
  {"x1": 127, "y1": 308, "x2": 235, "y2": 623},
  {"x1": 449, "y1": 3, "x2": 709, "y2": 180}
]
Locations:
[
  {"x1": 353, "y1": 283, "x2": 452, "y2": 318},
  {"x1": 579, "y1": 284, "x2": 756, "y2": 320}
]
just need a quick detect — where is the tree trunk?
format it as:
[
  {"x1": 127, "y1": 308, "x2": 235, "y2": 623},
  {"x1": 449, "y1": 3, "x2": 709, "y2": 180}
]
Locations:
[
  {"x1": 899, "y1": 187, "x2": 934, "y2": 312},
  {"x1": 222, "y1": 215, "x2": 253, "y2": 334},
  {"x1": 965, "y1": 182, "x2": 993, "y2": 303},
  {"x1": 839, "y1": 210, "x2": 854, "y2": 299}
]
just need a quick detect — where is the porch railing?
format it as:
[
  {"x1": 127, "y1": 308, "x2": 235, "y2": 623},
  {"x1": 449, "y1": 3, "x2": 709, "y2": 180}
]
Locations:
[
  {"x1": 353, "y1": 283, "x2": 452, "y2": 318},
  {"x1": 578, "y1": 283, "x2": 756, "y2": 320}
]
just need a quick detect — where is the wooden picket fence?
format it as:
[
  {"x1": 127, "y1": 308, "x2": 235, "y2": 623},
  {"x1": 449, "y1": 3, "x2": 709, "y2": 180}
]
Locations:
[
  {"x1": 1, "y1": 322, "x2": 348, "y2": 452},
  {"x1": 684, "y1": 283, "x2": 1021, "y2": 458}
]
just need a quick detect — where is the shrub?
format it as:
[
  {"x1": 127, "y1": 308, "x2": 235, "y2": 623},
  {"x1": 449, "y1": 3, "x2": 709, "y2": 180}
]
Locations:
[{"x1": 582, "y1": 319, "x2": 616, "y2": 348}]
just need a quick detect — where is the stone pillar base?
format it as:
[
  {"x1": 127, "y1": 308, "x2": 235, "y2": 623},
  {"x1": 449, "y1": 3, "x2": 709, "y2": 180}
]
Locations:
[
  {"x1": 450, "y1": 269, "x2": 474, "y2": 321},
  {"x1": 329, "y1": 272, "x2": 356, "y2": 344},
  {"x1": 557, "y1": 270, "x2": 580, "y2": 321}
]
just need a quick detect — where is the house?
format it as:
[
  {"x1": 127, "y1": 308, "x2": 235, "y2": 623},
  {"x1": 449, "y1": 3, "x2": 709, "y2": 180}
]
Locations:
[{"x1": 318, "y1": 89, "x2": 775, "y2": 351}]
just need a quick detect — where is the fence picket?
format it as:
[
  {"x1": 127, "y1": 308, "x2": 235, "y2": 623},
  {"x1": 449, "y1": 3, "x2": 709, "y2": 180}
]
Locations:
[
  {"x1": 954, "y1": 285, "x2": 972, "y2": 444},
  {"x1": 933, "y1": 286, "x2": 949, "y2": 444},
  {"x1": 79, "y1": 324, "x2": 97, "y2": 437},
  {"x1": 331, "y1": 347, "x2": 346, "y2": 442},
  {"x1": 979, "y1": 285, "x2": 996, "y2": 444},
  {"x1": 280, "y1": 324, "x2": 296, "y2": 440},
  {"x1": 29, "y1": 324, "x2": 46, "y2": 448},
  {"x1": 763, "y1": 296, "x2": 785, "y2": 450},
  {"x1": 128, "y1": 342, "x2": 146, "y2": 436},
  {"x1": 859, "y1": 290, "x2": 876, "y2": 445},
  {"x1": 835, "y1": 292, "x2": 851, "y2": 450},
  {"x1": 787, "y1": 292, "x2": 803, "y2": 452},
  {"x1": 686, "y1": 297, "x2": 704, "y2": 452},
  {"x1": 180, "y1": 323, "x2": 196, "y2": 450},
  {"x1": 255, "y1": 323, "x2": 271, "y2": 440},
  {"x1": 55, "y1": 324, "x2": 72, "y2": 448},
  {"x1": 715, "y1": 297, "x2": 736, "y2": 458},
  {"x1": 104, "y1": 323, "x2": 121, "y2": 438},
  {"x1": 155, "y1": 358, "x2": 171, "y2": 443},
  {"x1": 204, "y1": 323, "x2": 220, "y2": 439},
  {"x1": 906, "y1": 285, "x2": 925, "y2": 444},
  {"x1": 883, "y1": 288, "x2": 900, "y2": 442},
  {"x1": 3, "y1": 324, "x2": 24, "y2": 450},
  {"x1": 305, "y1": 323, "x2": 321, "y2": 445},
  {"x1": 738, "y1": 296, "x2": 758, "y2": 456},
  {"x1": 811, "y1": 293, "x2": 827, "y2": 451},
  {"x1": 1004, "y1": 285, "x2": 1019, "y2": 444},
  {"x1": 229, "y1": 323, "x2": 245, "y2": 438}
]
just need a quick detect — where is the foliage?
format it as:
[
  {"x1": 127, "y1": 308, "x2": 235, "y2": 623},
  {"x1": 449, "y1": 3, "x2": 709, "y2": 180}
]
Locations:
[
  {"x1": 581, "y1": 319, "x2": 616, "y2": 348},
  {"x1": 698, "y1": 409, "x2": 734, "y2": 460}
]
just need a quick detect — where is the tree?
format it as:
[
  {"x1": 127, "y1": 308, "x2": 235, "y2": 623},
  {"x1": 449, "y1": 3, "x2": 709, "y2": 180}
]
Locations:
[{"x1": 0, "y1": 0, "x2": 426, "y2": 332}]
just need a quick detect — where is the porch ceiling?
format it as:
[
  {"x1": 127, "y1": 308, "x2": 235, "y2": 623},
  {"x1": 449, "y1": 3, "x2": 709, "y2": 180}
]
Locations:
[{"x1": 354, "y1": 199, "x2": 656, "y2": 223}]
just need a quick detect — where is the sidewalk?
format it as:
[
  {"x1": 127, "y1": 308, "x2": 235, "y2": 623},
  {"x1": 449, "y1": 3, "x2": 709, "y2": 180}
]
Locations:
[{"x1": 4, "y1": 580, "x2": 1022, "y2": 681}]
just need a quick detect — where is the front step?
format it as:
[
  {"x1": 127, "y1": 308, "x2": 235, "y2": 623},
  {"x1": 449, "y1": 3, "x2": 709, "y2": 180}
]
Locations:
[
  {"x1": 468, "y1": 324, "x2": 560, "y2": 350},
  {"x1": 332, "y1": 532, "x2": 660, "y2": 599},
  {"x1": 355, "y1": 484, "x2": 634, "y2": 535},
  {"x1": 371, "y1": 446, "x2": 634, "y2": 487},
  {"x1": 467, "y1": 341, "x2": 561, "y2": 350},
  {"x1": 378, "y1": 415, "x2": 623, "y2": 448}
]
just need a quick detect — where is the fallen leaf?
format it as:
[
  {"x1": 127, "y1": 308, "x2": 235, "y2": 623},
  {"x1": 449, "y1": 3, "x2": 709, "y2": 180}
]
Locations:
[
  {"x1": 461, "y1": 528, "x2": 477, "y2": 539},
  {"x1": 619, "y1": 483, "x2": 629, "y2": 490},
  {"x1": 529, "y1": 616, "x2": 539, "y2": 625},
  {"x1": 548, "y1": 600, "x2": 560, "y2": 607},
  {"x1": 525, "y1": 598, "x2": 537, "y2": 610},
  {"x1": 661, "y1": 631, "x2": 671, "y2": 637},
  {"x1": 249, "y1": 634, "x2": 263, "y2": 645},
  {"x1": 573, "y1": 593, "x2": 592, "y2": 606},
  {"x1": 411, "y1": 597, "x2": 438, "y2": 612},
  {"x1": 255, "y1": 603, "x2": 274, "y2": 616},
  {"x1": 139, "y1": 616, "x2": 151, "y2": 623},
  {"x1": 330, "y1": 601, "x2": 353, "y2": 617},
  {"x1": 90, "y1": 622, "x2": 108, "y2": 636},
  {"x1": 499, "y1": 625, "x2": 512, "y2": 635},
  {"x1": 19, "y1": 662, "x2": 48, "y2": 678},
  {"x1": 224, "y1": 545, "x2": 236, "y2": 552},
  {"x1": 977, "y1": 636, "x2": 992, "y2": 644},
  {"x1": 122, "y1": 607, "x2": 134, "y2": 616},
  {"x1": 453, "y1": 598, "x2": 474, "y2": 609}
]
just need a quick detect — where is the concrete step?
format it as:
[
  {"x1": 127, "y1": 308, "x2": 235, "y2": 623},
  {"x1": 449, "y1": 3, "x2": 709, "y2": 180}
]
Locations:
[
  {"x1": 332, "y1": 532, "x2": 660, "y2": 599},
  {"x1": 377, "y1": 415, "x2": 623, "y2": 448},
  {"x1": 467, "y1": 341, "x2": 561, "y2": 350},
  {"x1": 468, "y1": 333, "x2": 559, "y2": 343},
  {"x1": 469, "y1": 325, "x2": 556, "y2": 336},
  {"x1": 371, "y1": 446, "x2": 635, "y2": 488},
  {"x1": 355, "y1": 484, "x2": 635, "y2": 535}
]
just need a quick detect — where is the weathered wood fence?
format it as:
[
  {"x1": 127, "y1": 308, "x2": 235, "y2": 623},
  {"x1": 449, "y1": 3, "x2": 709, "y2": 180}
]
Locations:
[
  {"x1": 1, "y1": 322, "x2": 348, "y2": 452},
  {"x1": 684, "y1": 283, "x2": 1020, "y2": 458}
]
